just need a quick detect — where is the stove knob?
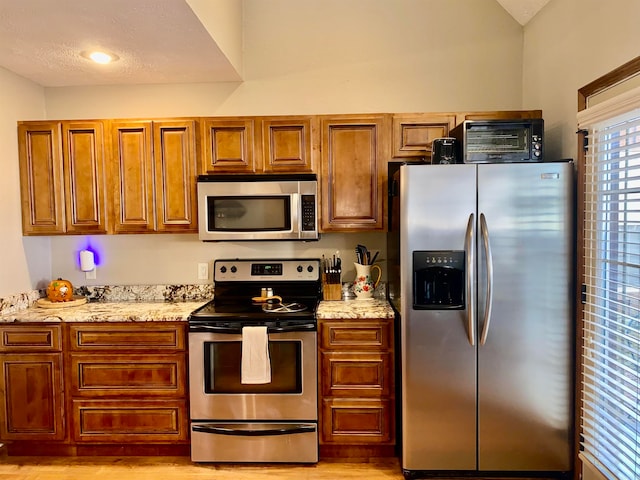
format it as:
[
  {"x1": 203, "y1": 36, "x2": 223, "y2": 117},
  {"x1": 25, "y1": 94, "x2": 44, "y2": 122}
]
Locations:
[
  {"x1": 307, "y1": 265, "x2": 314, "y2": 272},
  {"x1": 220, "y1": 266, "x2": 227, "y2": 273},
  {"x1": 230, "y1": 265, "x2": 237, "y2": 273},
  {"x1": 297, "y1": 265, "x2": 303, "y2": 273}
]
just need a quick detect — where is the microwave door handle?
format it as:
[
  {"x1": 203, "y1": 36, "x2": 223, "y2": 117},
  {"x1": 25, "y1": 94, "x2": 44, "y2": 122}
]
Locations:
[
  {"x1": 465, "y1": 213, "x2": 475, "y2": 346},
  {"x1": 291, "y1": 193, "x2": 300, "y2": 234},
  {"x1": 193, "y1": 423, "x2": 316, "y2": 437},
  {"x1": 479, "y1": 213, "x2": 494, "y2": 345}
]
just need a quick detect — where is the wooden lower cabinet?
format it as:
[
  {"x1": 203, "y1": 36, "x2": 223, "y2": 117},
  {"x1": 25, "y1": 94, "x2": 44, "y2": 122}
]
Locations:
[
  {"x1": 0, "y1": 322, "x2": 189, "y2": 456},
  {"x1": 318, "y1": 318, "x2": 395, "y2": 459},
  {"x1": 0, "y1": 324, "x2": 65, "y2": 443},
  {"x1": 67, "y1": 323, "x2": 189, "y2": 453}
]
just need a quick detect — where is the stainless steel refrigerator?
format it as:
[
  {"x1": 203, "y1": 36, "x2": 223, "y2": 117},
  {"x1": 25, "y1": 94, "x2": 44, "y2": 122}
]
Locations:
[{"x1": 387, "y1": 162, "x2": 574, "y2": 479}]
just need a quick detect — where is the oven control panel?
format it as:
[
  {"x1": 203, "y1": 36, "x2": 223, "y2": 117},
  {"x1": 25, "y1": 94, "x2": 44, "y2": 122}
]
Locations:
[{"x1": 214, "y1": 258, "x2": 320, "y2": 282}]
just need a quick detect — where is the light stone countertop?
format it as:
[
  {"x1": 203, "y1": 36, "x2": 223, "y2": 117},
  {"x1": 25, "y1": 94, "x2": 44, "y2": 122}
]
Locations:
[
  {"x1": 0, "y1": 300, "x2": 208, "y2": 324},
  {"x1": 0, "y1": 282, "x2": 394, "y2": 323},
  {"x1": 316, "y1": 298, "x2": 395, "y2": 319}
]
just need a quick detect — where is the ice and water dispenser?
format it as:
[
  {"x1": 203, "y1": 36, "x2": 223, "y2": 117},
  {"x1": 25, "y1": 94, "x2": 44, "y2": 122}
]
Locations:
[{"x1": 413, "y1": 251, "x2": 465, "y2": 310}]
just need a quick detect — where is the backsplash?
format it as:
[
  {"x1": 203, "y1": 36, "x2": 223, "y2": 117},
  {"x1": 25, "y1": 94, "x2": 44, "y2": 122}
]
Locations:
[
  {"x1": 75, "y1": 284, "x2": 214, "y2": 302},
  {"x1": 0, "y1": 290, "x2": 41, "y2": 315}
]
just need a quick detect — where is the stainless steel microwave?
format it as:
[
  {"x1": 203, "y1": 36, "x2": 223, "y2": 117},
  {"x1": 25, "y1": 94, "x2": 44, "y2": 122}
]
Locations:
[
  {"x1": 451, "y1": 118, "x2": 544, "y2": 163},
  {"x1": 197, "y1": 174, "x2": 318, "y2": 241}
]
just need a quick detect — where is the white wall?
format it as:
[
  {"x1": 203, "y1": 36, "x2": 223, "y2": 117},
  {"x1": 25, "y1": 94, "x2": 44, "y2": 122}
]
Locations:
[
  {"x1": 0, "y1": 67, "x2": 50, "y2": 298},
  {"x1": 522, "y1": 0, "x2": 640, "y2": 161},
  {"x1": 9, "y1": 0, "x2": 527, "y2": 292},
  {"x1": 186, "y1": 0, "x2": 244, "y2": 78}
]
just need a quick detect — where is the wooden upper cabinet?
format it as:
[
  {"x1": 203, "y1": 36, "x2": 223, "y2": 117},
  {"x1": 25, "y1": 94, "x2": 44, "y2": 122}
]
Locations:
[
  {"x1": 111, "y1": 121, "x2": 156, "y2": 233},
  {"x1": 153, "y1": 120, "x2": 198, "y2": 232},
  {"x1": 18, "y1": 121, "x2": 107, "y2": 235},
  {"x1": 201, "y1": 116, "x2": 317, "y2": 174},
  {"x1": 201, "y1": 117, "x2": 257, "y2": 173},
  {"x1": 18, "y1": 122, "x2": 65, "y2": 234},
  {"x1": 62, "y1": 122, "x2": 108, "y2": 234},
  {"x1": 455, "y1": 109, "x2": 543, "y2": 124},
  {"x1": 261, "y1": 116, "x2": 317, "y2": 173},
  {"x1": 392, "y1": 114, "x2": 456, "y2": 160},
  {"x1": 320, "y1": 114, "x2": 390, "y2": 231},
  {"x1": 111, "y1": 119, "x2": 197, "y2": 234}
]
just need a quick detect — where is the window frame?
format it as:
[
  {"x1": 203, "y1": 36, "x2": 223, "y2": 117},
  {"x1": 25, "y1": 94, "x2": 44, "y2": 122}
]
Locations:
[{"x1": 577, "y1": 55, "x2": 640, "y2": 480}]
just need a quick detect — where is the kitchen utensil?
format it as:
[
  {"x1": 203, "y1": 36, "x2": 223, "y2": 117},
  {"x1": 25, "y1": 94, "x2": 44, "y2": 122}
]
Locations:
[
  {"x1": 251, "y1": 295, "x2": 282, "y2": 303},
  {"x1": 262, "y1": 302, "x2": 308, "y2": 313}
]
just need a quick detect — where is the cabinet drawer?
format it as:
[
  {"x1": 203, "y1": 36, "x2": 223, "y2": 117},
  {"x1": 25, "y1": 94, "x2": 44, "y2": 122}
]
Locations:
[
  {"x1": 69, "y1": 354, "x2": 186, "y2": 397},
  {"x1": 72, "y1": 399, "x2": 188, "y2": 442},
  {"x1": 321, "y1": 398, "x2": 393, "y2": 444},
  {"x1": 320, "y1": 320, "x2": 392, "y2": 350},
  {"x1": 69, "y1": 323, "x2": 185, "y2": 351},
  {"x1": 0, "y1": 325, "x2": 62, "y2": 352},
  {"x1": 320, "y1": 352, "x2": 391, "y2": 397}
]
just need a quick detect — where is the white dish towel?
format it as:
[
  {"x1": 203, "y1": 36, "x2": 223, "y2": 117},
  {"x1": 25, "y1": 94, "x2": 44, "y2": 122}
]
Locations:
[{"x1": 241, "y1": 326, "x2": 272, "y2": 384}]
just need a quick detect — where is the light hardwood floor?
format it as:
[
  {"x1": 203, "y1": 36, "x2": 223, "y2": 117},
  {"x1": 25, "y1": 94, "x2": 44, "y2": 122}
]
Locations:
[{"x1": 0, "y1": 456, "x2": 405, "y2": 480}]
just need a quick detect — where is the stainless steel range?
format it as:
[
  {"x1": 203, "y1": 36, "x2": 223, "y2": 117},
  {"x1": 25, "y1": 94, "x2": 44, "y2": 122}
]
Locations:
[{"x1": 188, "y1": 258, "x2": 321, "y2": 463}]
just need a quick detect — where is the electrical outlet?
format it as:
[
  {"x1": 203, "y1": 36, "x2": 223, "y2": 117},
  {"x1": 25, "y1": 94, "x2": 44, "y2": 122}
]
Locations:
[
  {"x1": 198, "y1": 263, "x2": 209, "y2": 280},
  {"x1": 85, "y1": 269, "x2": 96, "y2": 280}
]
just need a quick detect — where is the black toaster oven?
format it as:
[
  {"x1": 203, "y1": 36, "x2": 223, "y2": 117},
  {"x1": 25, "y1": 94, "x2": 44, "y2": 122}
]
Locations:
[{"x1": 451, "y1": 118, "x2": 544, "y2": 163}]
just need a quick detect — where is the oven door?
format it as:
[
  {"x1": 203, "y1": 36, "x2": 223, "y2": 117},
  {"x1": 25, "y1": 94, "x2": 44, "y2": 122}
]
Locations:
[{"x1": 188, "y1": 329, "x2": 317, "y2": 421}]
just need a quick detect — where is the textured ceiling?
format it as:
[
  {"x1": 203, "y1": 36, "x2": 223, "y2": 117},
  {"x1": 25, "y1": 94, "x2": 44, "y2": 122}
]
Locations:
[
  {"x1": 0, "y1": 0, "x2": 549, "y2": 88},
  {"x1": 0, "y1": 0, "x2": 241, "y2": 87}
]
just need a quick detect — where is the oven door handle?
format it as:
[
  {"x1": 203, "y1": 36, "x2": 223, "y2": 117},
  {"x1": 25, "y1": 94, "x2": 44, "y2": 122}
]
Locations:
[
  {"x1": 192, "y1": 423, "x2": 316, "y2": 437},
  {"x1": 189, "y1": 323, "x2": 316, "y2": 334}
]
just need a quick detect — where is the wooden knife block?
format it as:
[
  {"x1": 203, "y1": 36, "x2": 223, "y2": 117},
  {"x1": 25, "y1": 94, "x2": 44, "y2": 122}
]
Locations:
[{"x1": 322, "y1": 280, "x2": 342, "y2": 301}]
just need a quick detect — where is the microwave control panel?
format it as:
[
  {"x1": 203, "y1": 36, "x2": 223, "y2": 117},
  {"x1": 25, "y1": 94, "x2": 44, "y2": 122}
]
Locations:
[{"x1": 301, "y1": 195, "x2": 316, "y2": 231}]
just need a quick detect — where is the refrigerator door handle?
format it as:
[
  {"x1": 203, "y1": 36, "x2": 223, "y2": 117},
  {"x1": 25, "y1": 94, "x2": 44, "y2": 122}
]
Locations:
[
  {"x1": 465, "y1": 213, "x2": 475, "y2": 346},
  {"x1": 479, "y1": 212, "x2": 494, "y2": 345}
]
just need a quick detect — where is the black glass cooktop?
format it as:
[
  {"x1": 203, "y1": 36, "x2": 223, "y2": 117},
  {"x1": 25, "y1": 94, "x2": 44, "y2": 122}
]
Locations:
[{"x1": 189, "y1": 298, "x2": 317, "y2": 322}]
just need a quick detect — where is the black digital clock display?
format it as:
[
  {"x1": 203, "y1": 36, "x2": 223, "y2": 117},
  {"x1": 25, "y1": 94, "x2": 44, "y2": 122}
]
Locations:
[{"x1": 251, "y1": 263, "x2": 283, "y2": 276}]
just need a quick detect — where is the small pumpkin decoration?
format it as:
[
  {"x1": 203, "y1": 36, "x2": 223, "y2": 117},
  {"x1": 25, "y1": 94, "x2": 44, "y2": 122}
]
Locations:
[{"x1": 46, "y1": 278, "x2": 74, "y2": 302}]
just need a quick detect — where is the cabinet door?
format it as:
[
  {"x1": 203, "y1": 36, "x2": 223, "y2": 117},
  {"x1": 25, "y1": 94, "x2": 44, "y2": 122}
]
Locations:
[
  {"x1": 392, "y1": 114, "x2": 456, "y2": 159},
  {"x1": 320, "y1": 115, "x2": 390, "y2": 231},
  {"x1": 17, "y1": 122, "x2": 65, "y2": 234},
  {"x1": 261, "y1": 117, "x2": 316, "y2": 173},
  {"x1": 153, "y1": 120, "x2": 198, "y2": 232},
  {"x1": 111, "y1": 121, "x2": 156, "y2": 233},
  {"x1": 201, "y1": 118, "x2": 258, "y2": 173},
  {"x1": 455, "y1": 109, "x2": 543, "y2": 124},
  {"x1": 63, "y1": 121, "x2": 108, "y2": 234},
  {"x1": 0, "y1": 353, "x2": 65, "y2": 441}
]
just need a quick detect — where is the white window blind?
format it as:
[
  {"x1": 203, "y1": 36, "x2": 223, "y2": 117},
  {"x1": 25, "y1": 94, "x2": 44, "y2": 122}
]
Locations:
[{"x1": 578, "y1": 87, "x2": 640, "y2": 480}]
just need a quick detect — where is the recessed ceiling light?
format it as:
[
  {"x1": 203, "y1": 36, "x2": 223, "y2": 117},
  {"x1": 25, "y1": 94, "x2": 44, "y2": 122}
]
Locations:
[{"x1": 81, "y1": 50, "x2": 119, "y2": 64}]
